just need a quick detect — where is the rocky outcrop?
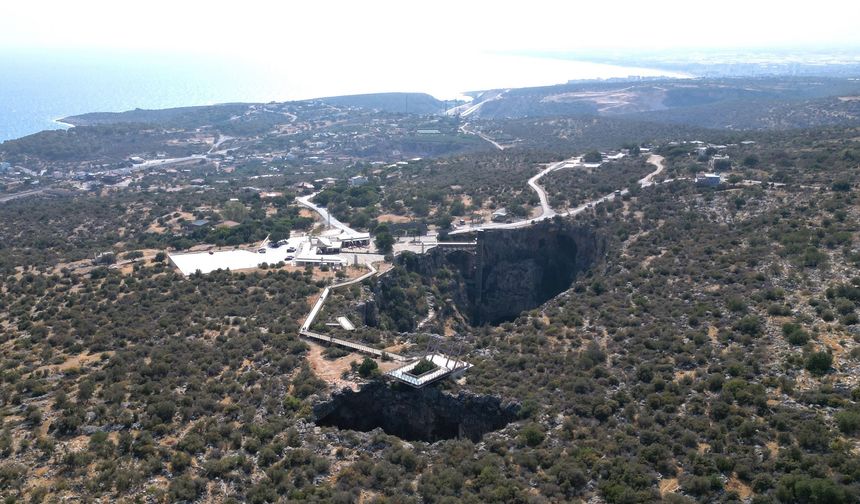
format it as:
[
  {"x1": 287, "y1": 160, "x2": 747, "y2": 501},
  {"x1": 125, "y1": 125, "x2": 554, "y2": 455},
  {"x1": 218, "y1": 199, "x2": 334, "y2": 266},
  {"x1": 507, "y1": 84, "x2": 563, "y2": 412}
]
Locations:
[
  {"x1": 473, "y1": 220, "x2": 603, "y2": 324},
  {"x1": 394, "y1": 219, "x2": 603, "y2": 326},
  {"x1": 313, "y1": 381, "x2": 519, "y2": 442}
]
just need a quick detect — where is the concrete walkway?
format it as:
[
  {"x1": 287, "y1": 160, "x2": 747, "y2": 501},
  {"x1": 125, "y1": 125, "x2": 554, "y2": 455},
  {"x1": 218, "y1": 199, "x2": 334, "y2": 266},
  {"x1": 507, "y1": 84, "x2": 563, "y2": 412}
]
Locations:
[
  {"x1": 298, "y1": 262, "x2": 408, "y2": 361},
  {"x1": 300, "y1": 330, "x2": 406, "y2": 361}
]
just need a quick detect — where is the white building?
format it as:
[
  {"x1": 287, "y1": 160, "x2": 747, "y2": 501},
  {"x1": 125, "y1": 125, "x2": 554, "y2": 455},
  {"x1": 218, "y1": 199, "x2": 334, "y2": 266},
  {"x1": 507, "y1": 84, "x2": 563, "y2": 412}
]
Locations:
[
  {"x1": 349, "y1": 175, "x2": 368, "y2": 187},
  {"x1": 695, "y1": 173, "x2": 722, "y2": 187}
]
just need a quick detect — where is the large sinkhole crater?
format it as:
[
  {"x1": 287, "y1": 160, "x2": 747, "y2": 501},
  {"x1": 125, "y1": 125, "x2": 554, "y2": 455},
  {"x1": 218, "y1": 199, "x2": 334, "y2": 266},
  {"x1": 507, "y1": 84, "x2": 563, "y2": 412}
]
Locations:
[
  {"x1": 397, "y1": 220, "x2": 603, "y2": 326},
  {"x1": 313, "y1": 382, "x2": 519, "y2": 443}
]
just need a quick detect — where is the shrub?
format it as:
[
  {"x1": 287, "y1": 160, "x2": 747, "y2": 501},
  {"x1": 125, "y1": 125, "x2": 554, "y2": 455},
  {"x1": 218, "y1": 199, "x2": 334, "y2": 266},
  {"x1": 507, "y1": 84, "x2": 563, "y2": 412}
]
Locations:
[
  {"x1": 734, "y1": 315, "x2": 762, "y2": 337},
  {"x1": 775, "y1": 474, "x2": 852, "y2": 503},
  {"x1": 519, "y1": 423, "x2": 545, "y2": 447},
  {"x1": 805, "y1": 352, "x2": 833, "y2": 376},
  {"x1": 357, "y1": 357, "x2": 379, "y2": 378},
  {"x1": 782, "y1": 323, "x2": 809, "y2": 345},
  {"x1": 835, "y1": 410, "x2": 860, "y2": 435},
  {"x1": 168, "y1": 475, "x2": 205, "y2": 502},
  {"x1": 410, "y1": 359, "x2": 438, "y2": 376}
]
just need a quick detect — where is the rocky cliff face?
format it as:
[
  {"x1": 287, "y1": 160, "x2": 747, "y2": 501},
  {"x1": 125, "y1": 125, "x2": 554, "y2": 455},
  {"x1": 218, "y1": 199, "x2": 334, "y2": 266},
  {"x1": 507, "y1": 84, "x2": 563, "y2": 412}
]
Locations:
[
  {"x1": 313, "y1": 381, "x2": 519, "y2": 442},
  {"x1": 392, "y1": 219, "x2": 603, "y2": 326},
  {"x1": 473, "y1": 220, "x2": 603, "y2": 324}
]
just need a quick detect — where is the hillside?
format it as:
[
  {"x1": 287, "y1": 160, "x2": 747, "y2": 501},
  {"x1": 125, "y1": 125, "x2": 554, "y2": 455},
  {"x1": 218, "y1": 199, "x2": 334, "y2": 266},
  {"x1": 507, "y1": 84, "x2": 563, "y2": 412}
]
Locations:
[
  {"x1": 318, "y1": 92, "x2": 446, "y2": 115},
  {"x1": 463, "y1": 77, "x2": 860, "y2": 130},
  {"x1": 1, "y1": 123, "x2": 860, "y2": 502}
]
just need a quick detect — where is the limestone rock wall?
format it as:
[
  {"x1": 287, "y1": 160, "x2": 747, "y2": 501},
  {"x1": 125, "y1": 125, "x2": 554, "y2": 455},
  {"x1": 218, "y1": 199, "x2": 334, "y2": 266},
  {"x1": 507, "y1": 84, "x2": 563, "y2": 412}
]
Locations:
[
  {"x1": 313, "y1": 381, "x2": 519, "y2": 442},
  {"x1": 386, "y1": 219, "x2": 603, "y2": 326},
  {"x1": 473, "y1": 220, "x2": 603, "y2": 324}
]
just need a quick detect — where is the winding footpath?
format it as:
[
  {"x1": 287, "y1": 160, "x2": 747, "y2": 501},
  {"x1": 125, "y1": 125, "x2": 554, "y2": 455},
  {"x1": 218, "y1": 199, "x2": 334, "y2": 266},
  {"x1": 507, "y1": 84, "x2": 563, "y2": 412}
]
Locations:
[{"x1": 299, "y1": 263, "x2": 408, "y2": 361}]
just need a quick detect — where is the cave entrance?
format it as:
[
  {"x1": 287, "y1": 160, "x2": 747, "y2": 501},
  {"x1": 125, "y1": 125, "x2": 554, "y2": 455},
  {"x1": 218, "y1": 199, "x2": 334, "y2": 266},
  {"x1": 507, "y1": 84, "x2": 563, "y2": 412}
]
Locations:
[{"x1": 313, "y1": 382, "x2": 518, "y2": 443}]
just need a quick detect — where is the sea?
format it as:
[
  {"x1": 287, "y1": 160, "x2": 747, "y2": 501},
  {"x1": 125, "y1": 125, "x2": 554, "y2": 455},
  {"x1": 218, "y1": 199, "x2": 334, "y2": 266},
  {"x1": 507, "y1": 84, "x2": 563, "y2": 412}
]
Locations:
[{"x1": 0, "y1": 49, "x2": 688, "y2": 143}]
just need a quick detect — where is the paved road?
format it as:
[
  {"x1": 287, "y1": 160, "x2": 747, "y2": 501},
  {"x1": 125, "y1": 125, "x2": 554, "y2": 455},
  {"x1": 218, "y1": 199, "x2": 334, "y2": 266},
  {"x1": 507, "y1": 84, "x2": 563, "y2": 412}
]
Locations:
[
  {"x1": 452, "y1": 154, "x2": 666, "y2": 235},
  {"x1": 296, "y1": 193, "x2": 355, "y2": 234},
  {"x1": 208, "y1": 134, "x2": 234, "y2": 155},
  {"x1": 638, "y1": 154, "x2": 665, "y2": 187},
  {"x1": 559, "y1": 154, "x2": 666, "y2": 217},
  {"x1": 454, "y1": 89, "x2": 508, "y2": 117},
  {"x1": 450, "y1": 157, "x2": 577, "y2": 235},
  {"x1": 0, "y1": 188, "x2": 48, "y2": 203},
  {"x1": 460, "y1": 122, "x2": 504, "y2": 151}
]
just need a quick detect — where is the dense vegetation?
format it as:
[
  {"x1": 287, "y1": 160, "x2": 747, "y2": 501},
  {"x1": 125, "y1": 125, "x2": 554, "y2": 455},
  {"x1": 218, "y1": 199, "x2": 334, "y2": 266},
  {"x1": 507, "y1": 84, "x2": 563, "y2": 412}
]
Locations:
[{"x1": 3, "y1": 84, "x2": 860, "y2": 502}]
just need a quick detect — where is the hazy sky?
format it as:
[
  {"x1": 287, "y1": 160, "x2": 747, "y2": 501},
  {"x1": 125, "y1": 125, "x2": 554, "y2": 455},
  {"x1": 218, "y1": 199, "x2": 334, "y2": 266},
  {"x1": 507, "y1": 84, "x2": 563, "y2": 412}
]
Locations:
[
  {"x1": 2, "y1": 1, "x2": 859, "y2": 99},
  {"x1": 4, "y1": 0, "x2": 859, "y2": 53}
]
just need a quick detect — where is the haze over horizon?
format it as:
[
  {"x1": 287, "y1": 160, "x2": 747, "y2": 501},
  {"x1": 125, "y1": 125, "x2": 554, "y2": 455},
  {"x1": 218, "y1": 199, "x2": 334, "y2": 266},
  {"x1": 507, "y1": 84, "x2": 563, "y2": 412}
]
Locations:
[
  {"x1": 2, "y1": 0, "x2": 860, "y2": 142},
  {"x1": 3, "y1": 0, "x2": 860, "y2": 100}
]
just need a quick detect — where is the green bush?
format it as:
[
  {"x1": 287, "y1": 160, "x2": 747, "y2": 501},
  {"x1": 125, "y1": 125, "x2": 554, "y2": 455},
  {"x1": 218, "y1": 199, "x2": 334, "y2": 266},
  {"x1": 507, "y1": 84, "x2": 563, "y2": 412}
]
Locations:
[
  {"x1": 409, "y1": 359, "x2": 438, "y2": 376},
  {"x1": 805, "y1": 352, "x2": 833, "y2": 376},
  {"x1": 357, "y1": 357, "x2": 379, "y2": 378},
  {"x1": 775, "y1": 474, "x2": 852, "y2": 503},
  {"x1": 782, "y1": 323, "x2": 809, "y2": 345},
  {"x1": 519, "y1": 423, "x2": 545, "y2": 447},
  {"x1": 835, "y1": 410, "x2": 860, "y2": 435}
]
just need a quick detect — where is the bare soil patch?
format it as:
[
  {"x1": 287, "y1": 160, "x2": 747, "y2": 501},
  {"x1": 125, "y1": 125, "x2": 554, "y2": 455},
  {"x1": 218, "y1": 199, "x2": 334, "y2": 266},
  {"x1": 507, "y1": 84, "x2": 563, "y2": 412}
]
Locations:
[
  {"x1": 377, "y1": 213, "x2": 411, "y2": 224},
  {"x1": 727, "y1": 473, "x2": 753, "y2": 499},
  {"x1": 659, "y1": 478, "x2": 680, "y2": 497}
]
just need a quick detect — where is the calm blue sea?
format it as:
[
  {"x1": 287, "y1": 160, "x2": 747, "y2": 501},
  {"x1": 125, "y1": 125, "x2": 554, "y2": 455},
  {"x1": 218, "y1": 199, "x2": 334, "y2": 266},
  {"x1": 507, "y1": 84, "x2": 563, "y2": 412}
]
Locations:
[{"x1": 0, "y1": 50, "x2": 295, "y2": 142}]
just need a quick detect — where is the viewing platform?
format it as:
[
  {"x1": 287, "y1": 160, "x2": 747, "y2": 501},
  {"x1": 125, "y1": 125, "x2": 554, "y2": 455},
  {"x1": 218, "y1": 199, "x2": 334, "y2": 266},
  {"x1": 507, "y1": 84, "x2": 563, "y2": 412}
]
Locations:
[{"x1": 386, "y1": 353, "x2": 472, "y2": 388}]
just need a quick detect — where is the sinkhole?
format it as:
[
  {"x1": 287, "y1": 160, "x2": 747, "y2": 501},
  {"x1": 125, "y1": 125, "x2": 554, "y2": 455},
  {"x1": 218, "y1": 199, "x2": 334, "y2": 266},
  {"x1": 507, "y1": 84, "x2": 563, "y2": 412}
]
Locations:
[
  {"x1": 394, "y1": 220, "x2": 603, "y2": 326},
  {"x1": 313, "y1": 381, "x2": 519, "y2": 443}
]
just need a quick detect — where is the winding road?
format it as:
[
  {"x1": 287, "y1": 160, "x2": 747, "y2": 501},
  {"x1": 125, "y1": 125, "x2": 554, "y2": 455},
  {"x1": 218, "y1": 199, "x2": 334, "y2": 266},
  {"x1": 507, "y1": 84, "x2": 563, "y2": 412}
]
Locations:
[
  {"x1": 296, "y1": 193, "x2": 354, "y2": 233},
  {"x1": 450, "y1": 154, "x2": 665, "y2": 235}
]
